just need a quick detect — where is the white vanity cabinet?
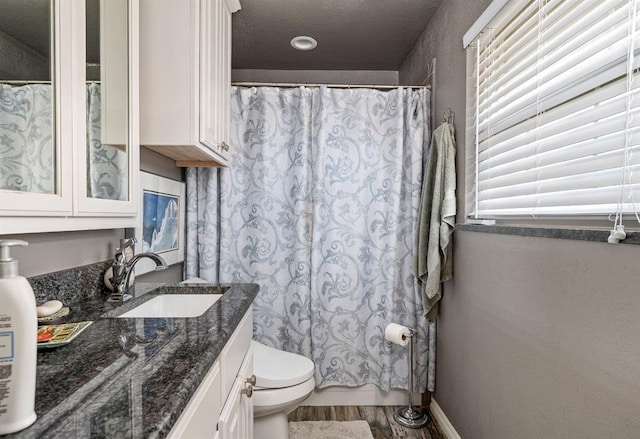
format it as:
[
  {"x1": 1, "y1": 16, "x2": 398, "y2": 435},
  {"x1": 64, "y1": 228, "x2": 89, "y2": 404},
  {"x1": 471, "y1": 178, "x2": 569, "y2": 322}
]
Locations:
[
  {"x1": 168, "y1": 306, "x2": 254, "y2": 439},
  {"x1": 139, "y1": 0, "x2": 240, "y2": 168},
  {"x1": 0, "y1": 0, "x2": 139, "y2": 234}
]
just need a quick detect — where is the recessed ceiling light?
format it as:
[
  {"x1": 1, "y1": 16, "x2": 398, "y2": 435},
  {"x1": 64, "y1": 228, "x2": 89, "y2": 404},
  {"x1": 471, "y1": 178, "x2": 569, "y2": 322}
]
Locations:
[{"x1": 290, "y1": 36, "x2": 317, "y2": 51}]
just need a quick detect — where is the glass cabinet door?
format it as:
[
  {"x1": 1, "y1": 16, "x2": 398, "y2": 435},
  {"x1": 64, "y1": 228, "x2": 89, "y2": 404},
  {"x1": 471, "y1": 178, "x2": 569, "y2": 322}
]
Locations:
[
  {"x1": 0, "y1": 0, "x2": 73, "y2": 215},
  {"x1": 76, "y1": 0, "x2": 137, "y2": 216},
  {"x1": 85, "y1": 0, "x2": 129, "y2": 202}
]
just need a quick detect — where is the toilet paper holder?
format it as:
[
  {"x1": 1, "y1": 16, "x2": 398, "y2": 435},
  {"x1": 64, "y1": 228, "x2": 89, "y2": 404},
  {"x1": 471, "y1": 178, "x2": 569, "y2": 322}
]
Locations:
[{"x1": 393, "y1": 327, "x2": 429, "y2": 429}]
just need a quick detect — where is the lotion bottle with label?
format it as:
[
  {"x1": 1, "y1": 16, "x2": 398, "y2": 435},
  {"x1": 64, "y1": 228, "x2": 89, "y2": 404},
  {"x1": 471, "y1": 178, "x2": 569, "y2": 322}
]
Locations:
[{"x1": 0, "y1": 240, "x2": 37, "y2": 435}]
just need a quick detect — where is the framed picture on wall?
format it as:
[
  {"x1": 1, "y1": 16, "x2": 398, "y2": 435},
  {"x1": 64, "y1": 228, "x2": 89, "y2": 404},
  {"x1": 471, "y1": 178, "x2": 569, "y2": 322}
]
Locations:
[{"x1": 134, "y1": 171, "x2": 186, "y2": 275}]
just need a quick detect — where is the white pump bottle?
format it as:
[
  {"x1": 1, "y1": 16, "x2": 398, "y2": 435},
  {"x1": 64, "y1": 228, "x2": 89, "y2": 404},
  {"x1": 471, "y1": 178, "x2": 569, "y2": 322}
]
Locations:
[{"x1": 0, "y1": 240, "x2": 37, "y2": 435}]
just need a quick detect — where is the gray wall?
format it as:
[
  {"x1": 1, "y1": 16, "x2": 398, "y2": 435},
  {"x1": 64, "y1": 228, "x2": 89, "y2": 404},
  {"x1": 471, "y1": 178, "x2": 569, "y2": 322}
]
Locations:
[
  {"x1": 232, "y1": 69, "x2": 399, "y2": 86},
  {"x1": 400, "y1": 1, "x2": 640, "y2": 438},
  {"x1": 442, "y1": 231, "x2": 640, "y2": 439},
  {"x1": 9, "y1": 229, "x2": 124, "y2": 277},
  {"x1": 0, "y1": 29, "x2": 49, "y2": 80},
  {"x1": 4, "y1": 147, "x2": 184, "y2": 283}
]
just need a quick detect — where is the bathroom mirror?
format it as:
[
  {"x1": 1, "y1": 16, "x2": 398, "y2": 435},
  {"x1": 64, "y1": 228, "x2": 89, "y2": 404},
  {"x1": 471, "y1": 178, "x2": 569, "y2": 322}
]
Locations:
[
  {"x1": 0, "y1": 0, "x2": 55, "y2": 195},
  {"x1": 86, "y1": 0, "x2": 129, "y2": 201}
]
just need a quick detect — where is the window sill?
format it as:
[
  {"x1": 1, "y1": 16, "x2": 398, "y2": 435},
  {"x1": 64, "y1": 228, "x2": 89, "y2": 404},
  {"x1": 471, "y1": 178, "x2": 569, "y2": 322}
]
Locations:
[{"x1": 455, "y1": 223, "x2": 640, "y2": 245}]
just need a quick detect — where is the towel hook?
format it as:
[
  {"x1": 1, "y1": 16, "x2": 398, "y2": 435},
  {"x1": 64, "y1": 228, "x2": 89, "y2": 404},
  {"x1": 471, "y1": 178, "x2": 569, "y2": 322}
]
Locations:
[{"x1": 442, "y1": 108, "x2": 454, "y2": 124}]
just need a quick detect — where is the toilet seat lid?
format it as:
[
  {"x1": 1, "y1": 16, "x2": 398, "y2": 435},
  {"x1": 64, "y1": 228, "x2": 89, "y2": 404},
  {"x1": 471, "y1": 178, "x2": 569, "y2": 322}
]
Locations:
[{"x1": 251, "y1": 341, "x2": 314, "y2": 389}]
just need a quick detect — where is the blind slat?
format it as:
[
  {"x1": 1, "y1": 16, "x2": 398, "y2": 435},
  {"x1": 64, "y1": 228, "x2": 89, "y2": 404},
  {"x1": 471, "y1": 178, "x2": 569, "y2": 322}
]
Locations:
[
  {"x1": 480, "y1": 163, "x2": 640, "y2": 199},
  {"x1": 479, "y1": 130, "x2": 640, "y2": 182},
  {"x1": 479, "y1": 183, "x2": 640, "y2": 210}
]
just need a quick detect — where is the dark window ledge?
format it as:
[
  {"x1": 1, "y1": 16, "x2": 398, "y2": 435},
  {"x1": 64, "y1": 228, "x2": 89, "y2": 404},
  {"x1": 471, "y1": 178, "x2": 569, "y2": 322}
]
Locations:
[{"x1": 456, "y1": 223, "x2": 640, "y2": 245}]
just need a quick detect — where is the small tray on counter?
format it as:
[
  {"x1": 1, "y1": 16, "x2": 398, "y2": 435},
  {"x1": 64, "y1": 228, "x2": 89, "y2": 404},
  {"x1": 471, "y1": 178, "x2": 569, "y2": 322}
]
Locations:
[{"x1": 37, "y1": 321, "x2": 93, "y2": 349}]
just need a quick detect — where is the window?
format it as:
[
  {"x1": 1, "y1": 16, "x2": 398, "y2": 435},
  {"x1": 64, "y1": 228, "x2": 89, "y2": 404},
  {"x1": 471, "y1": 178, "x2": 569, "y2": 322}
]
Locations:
[{"x1": 465, "y1": 0, "x2": 640, "y2": 223}]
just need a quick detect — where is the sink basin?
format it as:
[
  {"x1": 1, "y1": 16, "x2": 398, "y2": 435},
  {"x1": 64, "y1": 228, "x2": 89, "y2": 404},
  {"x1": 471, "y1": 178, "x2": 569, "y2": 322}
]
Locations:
[{"x1": 116, "y1": 294, "x2": 222, "y2": 318}]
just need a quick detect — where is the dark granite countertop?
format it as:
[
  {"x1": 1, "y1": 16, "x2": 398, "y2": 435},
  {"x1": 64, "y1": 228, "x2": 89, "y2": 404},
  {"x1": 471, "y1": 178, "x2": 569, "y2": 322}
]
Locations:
[{"x1": 8, "y1": 282, "x2": 259, "y2": 439}]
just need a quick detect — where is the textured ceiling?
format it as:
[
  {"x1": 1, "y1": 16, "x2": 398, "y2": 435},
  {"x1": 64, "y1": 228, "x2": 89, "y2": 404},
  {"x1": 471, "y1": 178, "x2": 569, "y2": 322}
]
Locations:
[
  {"x1": 0, "y1": 0, "x2": 51, "y2": 58},
  {"x1": 0, "y1": 0, "x2": 100, "y2": 61},
  {"x1": 1, "y1": 1, "x2": 442, "y2": 72},
  {"x1": 232, "y1": 0, "x2": 443, "y2": 71}
]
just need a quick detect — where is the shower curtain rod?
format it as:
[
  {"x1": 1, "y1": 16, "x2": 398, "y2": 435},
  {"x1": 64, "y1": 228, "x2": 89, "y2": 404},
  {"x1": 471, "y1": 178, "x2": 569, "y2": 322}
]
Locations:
[
  {"x1": 232, "y1": 81, "x2": 431, "y2": 90},
  {"x1": 1, "y1": 80, "x2": 52, "y2": 84},
  {"x1": 1, "y1": 80, "x2": 101, "y2": 84}
]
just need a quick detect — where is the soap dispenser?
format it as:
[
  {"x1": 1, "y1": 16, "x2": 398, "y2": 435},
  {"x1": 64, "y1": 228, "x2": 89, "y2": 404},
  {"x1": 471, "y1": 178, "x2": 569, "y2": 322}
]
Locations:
[{"x1": 0, "y1": 240, "x2": 37, "y2": 435}]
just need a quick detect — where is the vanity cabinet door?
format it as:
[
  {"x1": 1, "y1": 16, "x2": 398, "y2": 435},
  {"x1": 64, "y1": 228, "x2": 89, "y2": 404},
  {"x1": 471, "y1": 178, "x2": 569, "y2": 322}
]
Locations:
[
  {"x1": 219, "y1": 376, "x2": 243, "y2": 439},
  {"x1": 238, "y1": 346, "x2": 254, "y2": 439},
  {"x1": 219, "y1": 346, "x2": 254, "y2": 439},
  {"x1": 168, "y1": 361, "x2": 222, "y2": 439}
]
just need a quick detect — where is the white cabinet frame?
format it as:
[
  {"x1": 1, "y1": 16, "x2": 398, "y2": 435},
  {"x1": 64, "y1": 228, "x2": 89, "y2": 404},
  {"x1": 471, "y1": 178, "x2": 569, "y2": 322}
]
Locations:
[{"x1": 0, "y1": 0, "x2": 139, "y2": 234}]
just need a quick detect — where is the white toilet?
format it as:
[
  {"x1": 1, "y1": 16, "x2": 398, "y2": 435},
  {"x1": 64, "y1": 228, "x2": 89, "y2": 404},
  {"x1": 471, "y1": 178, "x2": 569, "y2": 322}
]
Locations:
[{"x1": 252, "y1": 341, "x2": 315, "y2": 439}]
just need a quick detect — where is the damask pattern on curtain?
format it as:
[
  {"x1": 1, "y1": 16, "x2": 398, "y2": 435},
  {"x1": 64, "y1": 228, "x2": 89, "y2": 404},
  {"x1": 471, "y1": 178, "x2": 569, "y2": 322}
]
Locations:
[
  {"x1": 86, "y1": 83, "x2": 128, "y2": 200},
  {"x1": 186, "y1": 86, "x2": 436, "y2": 392},
  {"x1": 0, "y1": 84, "x2": 54, "y2": 193},
  {"x1": 187, "y1": 87, "x2": 314, "y2": 354},
  {"x1": 0, "y1": 83, "x2": 127, "y2": 198}
]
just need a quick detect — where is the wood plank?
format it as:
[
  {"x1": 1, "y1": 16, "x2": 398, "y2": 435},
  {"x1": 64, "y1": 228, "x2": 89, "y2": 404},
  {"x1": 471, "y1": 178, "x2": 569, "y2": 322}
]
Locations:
[
  {"x1": 333, "y1": 406, "x2": 361, "y2": 421},
  {"x1": 426, "y1": 409, "x2": 445, "y2": 439},
  {"x1": 359, "y1": 406, "x2": 390, "y2": 429},
  {"x1": 371, "y1": 427, "x2": 392, "y2": 439},
  {"x1": 288, "y1": 406, "x2": 309, "y2": 422},
  {"x1": 319, "y1": 406, "x2": 335, "y2": 421},
  {"x1": 384, "y1": 406, "x2": 431, "y2": 438}
]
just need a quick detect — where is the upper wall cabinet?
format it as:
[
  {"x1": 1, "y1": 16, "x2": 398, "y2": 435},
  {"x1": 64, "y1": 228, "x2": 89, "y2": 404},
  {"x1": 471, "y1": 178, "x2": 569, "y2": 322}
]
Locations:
[
  {"x1": 139, "y1": 0, "x2": 241, "y2": 167},
  {"x1": 0, "y1": 0, "x2": 139, "y2": 234}
]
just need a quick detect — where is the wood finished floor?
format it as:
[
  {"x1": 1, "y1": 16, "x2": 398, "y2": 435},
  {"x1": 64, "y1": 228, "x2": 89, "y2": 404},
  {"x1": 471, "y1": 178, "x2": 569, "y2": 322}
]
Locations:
[{"x1": 288, "y1": 406, "x2": 445, "y2": 439}]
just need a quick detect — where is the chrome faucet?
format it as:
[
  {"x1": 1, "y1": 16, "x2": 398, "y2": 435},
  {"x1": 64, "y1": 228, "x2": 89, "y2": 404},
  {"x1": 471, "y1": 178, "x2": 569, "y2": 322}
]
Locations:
[{"x1": 107, "y1": 238, "x2": 168, "y2": 303}]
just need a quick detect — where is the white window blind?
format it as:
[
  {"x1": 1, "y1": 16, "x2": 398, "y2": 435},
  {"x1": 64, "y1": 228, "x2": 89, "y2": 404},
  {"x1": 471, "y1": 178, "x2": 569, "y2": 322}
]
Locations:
[{"x1": 466, "y1": 0, "x2": 640, "y2": 218}]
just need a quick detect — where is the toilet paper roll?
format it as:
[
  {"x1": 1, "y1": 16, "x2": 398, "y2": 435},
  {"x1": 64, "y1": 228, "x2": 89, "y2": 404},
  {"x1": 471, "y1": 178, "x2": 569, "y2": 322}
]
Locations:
[{"x1": 384, "y1": 323, "x2": 411, "y2": 346}]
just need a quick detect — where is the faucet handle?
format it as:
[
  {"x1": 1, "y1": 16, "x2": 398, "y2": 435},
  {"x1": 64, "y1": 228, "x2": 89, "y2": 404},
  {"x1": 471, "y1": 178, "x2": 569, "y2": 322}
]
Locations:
[
  {"x1": 115, "y1": 238, "x2": 137, "y2": 263},
  {"x1": 118, "y1": 238, "x2": 137, "y2": 251}
]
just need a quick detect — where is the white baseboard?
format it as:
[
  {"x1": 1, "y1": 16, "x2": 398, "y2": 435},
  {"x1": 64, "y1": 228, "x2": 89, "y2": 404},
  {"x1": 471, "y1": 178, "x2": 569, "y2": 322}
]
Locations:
[
  {"x1": 430, "y1": 399, "x2": 461, "y2": 439},
  {"x1": 303, "y1": 384, "x2": 421, "y2": 406}
]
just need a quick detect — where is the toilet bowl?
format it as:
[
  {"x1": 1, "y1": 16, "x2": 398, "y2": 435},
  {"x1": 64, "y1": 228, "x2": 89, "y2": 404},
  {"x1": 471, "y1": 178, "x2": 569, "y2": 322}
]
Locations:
[{"x1": 252, "y1": 340, "x2": 315, "y2": 439}]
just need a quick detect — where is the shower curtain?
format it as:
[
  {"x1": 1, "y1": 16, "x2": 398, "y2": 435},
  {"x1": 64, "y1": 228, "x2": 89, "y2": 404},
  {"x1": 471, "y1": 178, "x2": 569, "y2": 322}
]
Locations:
[
  {"x1": 0, "y1": 83, "x2": 126, "y2": 199},
  {"x1": 0, "y1": 84, "x2": 54, "y2": 194},
  {"x1": 186, "y1": 86, "x2": 436, "y2": 392},
  {"x1": 86, "y1": 83, "x2": 128, "y2": 200}
]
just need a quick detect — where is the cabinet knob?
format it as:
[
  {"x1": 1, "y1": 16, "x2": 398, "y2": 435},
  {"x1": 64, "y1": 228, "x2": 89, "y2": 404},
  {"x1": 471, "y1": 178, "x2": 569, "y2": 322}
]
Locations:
[
  {"x1": 218, "y1": 142, "x2": 229, "y2": 152},
  {"x1": 245, "y1": 375, "x2": 256, "y2": 386},
  {"x1": 241, "y1": 384, "x2": 253, "y2": 398}
]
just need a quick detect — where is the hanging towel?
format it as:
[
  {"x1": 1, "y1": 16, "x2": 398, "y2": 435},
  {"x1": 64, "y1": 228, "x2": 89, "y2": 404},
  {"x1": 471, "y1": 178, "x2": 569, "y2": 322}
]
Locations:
[{"x1": 414, "y1": 121, "x2": 456, "y2": 321}]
